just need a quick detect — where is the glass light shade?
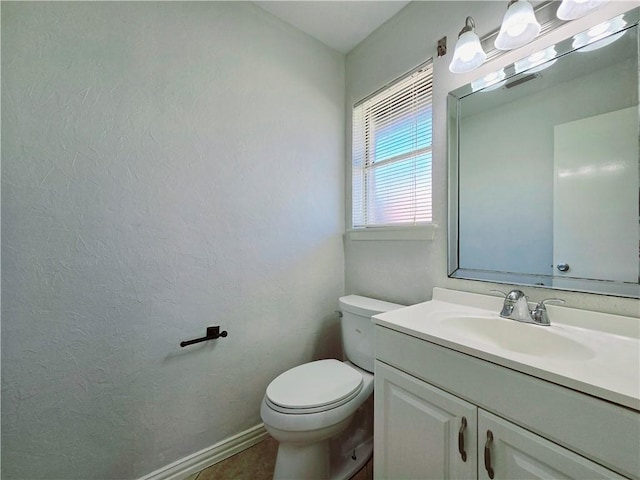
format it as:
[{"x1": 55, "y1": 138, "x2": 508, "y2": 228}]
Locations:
[
  {"x1": 494, "y1": 0, "x2": 541, "y2": 50},
  {"x1": 449, "y1": 30, "x2": 487, "y2": 73},
  {"x1": 557, "y1": 0, "x2": 608, "y2": 21}
]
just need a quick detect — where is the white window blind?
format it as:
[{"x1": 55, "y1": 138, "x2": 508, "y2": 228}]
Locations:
[{"x1": 352, "y1": 61, "x2": 433, "y2": 228}]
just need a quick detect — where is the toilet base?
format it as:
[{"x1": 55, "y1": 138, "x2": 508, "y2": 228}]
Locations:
[
  {"x1": 330, "y1": 437, "x2": 373, "y2": 480},
  {"x1": 272, "y1": 436, "x2": 373, "y2": 480},
  {"x1": 272, "y1": 396, "x2": 374, "y2": 480},
  {"x1": 273, "y1": 440, "x2": 329, "y2": 479}
]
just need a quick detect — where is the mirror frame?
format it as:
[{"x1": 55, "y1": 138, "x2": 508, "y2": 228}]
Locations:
[{"x1": 447, "y1": 7, "x2": 640, "y2": 298}]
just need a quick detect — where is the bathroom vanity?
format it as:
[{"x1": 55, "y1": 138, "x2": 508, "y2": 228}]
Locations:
[{"x1": 372, "y1": 288, "x2": 640, "y2": 480}]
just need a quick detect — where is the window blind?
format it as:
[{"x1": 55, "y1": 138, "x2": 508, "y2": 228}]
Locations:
[{"x1": 352, "y1": 61, "x2": 433, "y2": 228}]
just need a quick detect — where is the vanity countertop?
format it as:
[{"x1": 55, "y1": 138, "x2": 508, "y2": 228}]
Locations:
[{"x1": 373, "y1": 288, "x2": 640, "y2": 411}]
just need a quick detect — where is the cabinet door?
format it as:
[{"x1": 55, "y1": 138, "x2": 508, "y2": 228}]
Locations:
[
  {"x1": 374, "y1": 361, "x2": 477, "y2": 479},
  {"x1": 478, "y1": 410, "x2": 625, "y2": 480}
]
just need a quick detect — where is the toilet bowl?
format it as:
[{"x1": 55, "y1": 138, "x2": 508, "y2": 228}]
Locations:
[
  {"x1": 261, "y1": 360, "x2": 374, "y2": 479},
  {"x1": 260, "y1": 295, "x2": 404, "y2": 480}
]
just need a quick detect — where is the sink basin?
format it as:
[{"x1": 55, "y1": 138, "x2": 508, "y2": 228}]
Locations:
[
  {"x1": 372, "y1": 288, "x2": 639, "y2": 411},
  {"x1": 440, "y1": 315, "x2": 596, "y2": 361}
]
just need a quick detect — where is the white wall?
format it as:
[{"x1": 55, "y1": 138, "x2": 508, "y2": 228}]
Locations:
[
  {"x1": 1, "y1": 2, "x2": 345, "y2": 478},
  {"x1": 345, "y1": 1, "x2": 639, "y2": 316}
]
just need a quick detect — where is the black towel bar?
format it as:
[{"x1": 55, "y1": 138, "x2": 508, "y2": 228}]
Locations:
[{"x1": 180, "y1": 326, "x2": 228, "y2": 347}]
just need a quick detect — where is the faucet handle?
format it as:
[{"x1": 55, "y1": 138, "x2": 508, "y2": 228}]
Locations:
[
  {"x1": 535, "y1": 298, "x2": 565, "y2": 309},
  {"x1": 490, "y1": 289, "x2": 526, "y2": 300},
  {"x1": 531, "y1": 298, "x2": 565, "y2": 325}
]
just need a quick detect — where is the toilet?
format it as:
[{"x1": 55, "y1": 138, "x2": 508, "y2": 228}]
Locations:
[{"x1": 260, "y1": 295, "x2": 404, "y2": 480}]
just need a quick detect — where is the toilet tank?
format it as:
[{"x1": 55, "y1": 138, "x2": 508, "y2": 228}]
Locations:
[{"x1": 338, "y1": 295, "x2": 404, "y2": 373}]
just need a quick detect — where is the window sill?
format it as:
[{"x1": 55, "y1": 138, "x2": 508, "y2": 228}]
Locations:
[{"x1": 347, "y1": 224, "x2": 438, "y2": 241}]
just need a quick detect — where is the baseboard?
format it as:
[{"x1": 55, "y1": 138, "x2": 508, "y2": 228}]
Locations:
[{"x1": 139, "y1": 423, "x2": 269, "y2": 480}]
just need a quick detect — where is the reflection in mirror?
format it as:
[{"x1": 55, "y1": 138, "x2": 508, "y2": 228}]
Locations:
[{"x1": 448, "y1": 8, "x2": 639, "y2": 298}]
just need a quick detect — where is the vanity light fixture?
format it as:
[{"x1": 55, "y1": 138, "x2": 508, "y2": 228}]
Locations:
[
  {"x1": 572, "y1": 15, "x2": 627, "y2": 51},
  {"x1": 448, "y1": 0, "x2": 619, "y2": 75},
  {"x1": 437, "y1": 36, "x2": 448, "y2": 57},
  {"x1": 449, "y1": 17, "x2": 487, "y2": 73},
  {"x1": 557, "y1": 0, "x2": 608, "y2": 21},
  {"x1": 494, "y1": 0, "x2": 541, "y2": 50}
]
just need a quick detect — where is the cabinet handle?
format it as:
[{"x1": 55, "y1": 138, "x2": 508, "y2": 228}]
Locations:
[
  {"x1": 484, "y1": 430, "x2": 495, "y2": 479},
  {"x1": 457, "y1": 416, "x2": 467, "y2": 462}
]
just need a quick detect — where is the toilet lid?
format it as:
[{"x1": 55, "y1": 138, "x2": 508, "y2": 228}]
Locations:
[{"x1": 266, "y1": 359, "x2": 363, "y2": 410}]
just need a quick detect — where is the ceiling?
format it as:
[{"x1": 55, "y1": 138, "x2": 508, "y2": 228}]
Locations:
[{"x1": 253, "y1": 1, "x2": 411, "y2": 54}]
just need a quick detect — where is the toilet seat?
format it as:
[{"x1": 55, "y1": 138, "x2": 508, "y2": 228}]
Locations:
[{"x1": 266, "y1": 360, "x2": 363, "y2": 414}]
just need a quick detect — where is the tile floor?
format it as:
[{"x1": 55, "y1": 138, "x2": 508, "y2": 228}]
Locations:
[{"x1": 185, "y1": 436, "x2": 373, "y2": 480}]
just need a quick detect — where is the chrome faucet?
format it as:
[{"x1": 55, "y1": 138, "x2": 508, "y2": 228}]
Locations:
[
  {"x1": 492, "y1": 289, "x2": 532, "y2": 322},
  {"x1": 491, "y1": 289, "x2": 564, "y2": 326}
]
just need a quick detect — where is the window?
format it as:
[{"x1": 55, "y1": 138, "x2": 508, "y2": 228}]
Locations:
[{"x1": 352, "y1": 61, "x2": 433, "y2": 230}]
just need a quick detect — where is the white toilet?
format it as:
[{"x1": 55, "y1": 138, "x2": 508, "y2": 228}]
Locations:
[{"x1": 260, "y1": 295, "x2": 404, "y2": 480}]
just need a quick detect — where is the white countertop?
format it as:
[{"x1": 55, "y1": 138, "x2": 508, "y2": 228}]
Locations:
[{"x1": 373, "y1": 288, "x2": 640, "y2": 411}]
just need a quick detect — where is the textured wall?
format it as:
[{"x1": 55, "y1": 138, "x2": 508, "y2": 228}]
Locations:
[
  {"x1": 345, "y1": 1, "x2": 640, "y2": 316},
  {"x1": 1, "y1": 2, "x2": 345, "y2": 478}
]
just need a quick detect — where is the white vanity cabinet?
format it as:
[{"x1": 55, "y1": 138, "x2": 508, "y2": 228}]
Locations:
[
  {"x1": 374, "y1": 361, "x2": 477, "y2": 479},
  {"x1": 374, "y1": 325, "x2": 640, "y2": 480},
  {"x1": 477, "y1": 410, "x2": 624, "y2": 480}
]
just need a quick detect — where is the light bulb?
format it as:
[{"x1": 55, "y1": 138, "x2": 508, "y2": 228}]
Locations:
[
  {"x1": 507, "y1": 22, "x2": 528, "y2": 37},
  {"x1": 458, "y1": 45, "x2": 477, "y2": 62}
]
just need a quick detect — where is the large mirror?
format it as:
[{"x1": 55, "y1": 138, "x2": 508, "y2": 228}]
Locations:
[{"x1": 448, "y1": 8, "x2": 639, "y2": 298}]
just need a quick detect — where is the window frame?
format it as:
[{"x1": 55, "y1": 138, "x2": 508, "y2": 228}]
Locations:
[{"x1": 349, "y1": 60, "x2": 437, "y2": 241}]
